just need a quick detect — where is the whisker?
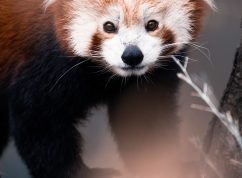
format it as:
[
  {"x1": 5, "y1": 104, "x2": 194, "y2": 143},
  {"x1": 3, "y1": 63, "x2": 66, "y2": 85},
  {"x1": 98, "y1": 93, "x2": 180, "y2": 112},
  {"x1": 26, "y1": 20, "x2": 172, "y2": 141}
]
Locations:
[
  {"x1": 49, "y1": 59, "x2": 89, "y2": 92},
  {"x1": 145, "y1": 74, "x2": 154, "y2": 86},
  {"x1": 160, "y1": 41, "x2": 212, "y2": 64},
  {"x1": 93, "y1": 65, "x2": 112, "y2": 75},
  {"x1": 105, "y1": 74, "x2": 118, "y2": 89},
  {"x1": 187, "y1": 43, "x2": 212, "y2": 64},
  {"x1": 143, "y1": 74, "x2": 149, "y2": 84}
]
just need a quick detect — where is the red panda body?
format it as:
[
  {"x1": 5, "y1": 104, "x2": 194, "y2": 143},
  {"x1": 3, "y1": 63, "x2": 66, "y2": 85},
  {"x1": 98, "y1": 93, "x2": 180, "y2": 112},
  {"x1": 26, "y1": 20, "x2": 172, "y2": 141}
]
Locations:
[{"x1": 0, "y1": 0, "x2": 213, "y2": 178}]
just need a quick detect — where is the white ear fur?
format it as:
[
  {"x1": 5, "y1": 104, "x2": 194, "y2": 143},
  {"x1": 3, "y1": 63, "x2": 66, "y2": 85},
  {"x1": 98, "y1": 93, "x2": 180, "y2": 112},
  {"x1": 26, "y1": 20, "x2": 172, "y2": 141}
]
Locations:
[
  {"x1": 203, "y1": 0, "x2": 217, "y2": 10},
  {"x1": 43, "y1": 0, "x2": 56, "y2": 9}
]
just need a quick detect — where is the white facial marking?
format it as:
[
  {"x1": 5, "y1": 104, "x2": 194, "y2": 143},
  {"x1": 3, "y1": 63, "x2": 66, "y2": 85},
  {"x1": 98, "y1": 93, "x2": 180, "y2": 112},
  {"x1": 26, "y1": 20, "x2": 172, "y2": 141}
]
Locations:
[
  {"x1": 101, "y1": 2, "x2": 193, "y2": 76},
  {"x1": 68, "y1": 1, "x2": 98, "y2": 56},
  {"x1": 162, "y1": 1, "x2": 192, "y2": 50},
  {"x1": 102, "y1": 25, "x2": 162, "y2": 76}
]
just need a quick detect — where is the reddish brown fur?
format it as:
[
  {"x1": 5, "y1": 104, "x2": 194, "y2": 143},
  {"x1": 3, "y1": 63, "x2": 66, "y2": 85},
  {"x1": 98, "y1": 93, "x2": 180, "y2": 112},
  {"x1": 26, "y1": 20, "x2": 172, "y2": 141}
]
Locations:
[
  {"x1": 160, "y1": 27, "x2": 176, "y2": 55},
  {"x1": 185, "y1": 0, "x2": 208, "y2": 39},
  {"x1": 0, "y1": 0, "x2": 53, "y2": 83},
  {"x1": 53, "y1": 0, "x2": 76, "y2": 54},
  {"x1": 90, "y1": 32, "x2": 103, "y2": 55}
]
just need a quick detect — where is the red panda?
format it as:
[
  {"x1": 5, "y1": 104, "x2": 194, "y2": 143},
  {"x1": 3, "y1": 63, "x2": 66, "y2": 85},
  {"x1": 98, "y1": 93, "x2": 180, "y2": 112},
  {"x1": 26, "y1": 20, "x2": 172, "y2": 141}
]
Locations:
[{"x1": 0, "y1": 0, "x2": 214, "y2": 178}]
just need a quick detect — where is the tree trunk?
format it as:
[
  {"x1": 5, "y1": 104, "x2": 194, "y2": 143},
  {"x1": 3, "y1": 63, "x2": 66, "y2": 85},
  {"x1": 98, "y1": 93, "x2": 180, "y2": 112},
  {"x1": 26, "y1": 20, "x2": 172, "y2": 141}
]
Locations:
[{"x1": 203, "y1": 20, "x2": 242, "y2": 178}]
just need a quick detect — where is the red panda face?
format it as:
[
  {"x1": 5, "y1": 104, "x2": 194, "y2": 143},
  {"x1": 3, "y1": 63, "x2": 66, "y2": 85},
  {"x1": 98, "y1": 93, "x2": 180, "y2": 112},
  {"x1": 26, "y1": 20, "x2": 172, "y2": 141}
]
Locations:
[{"x1": 51, "y1": 0, "x2": 214, "y2": 76}]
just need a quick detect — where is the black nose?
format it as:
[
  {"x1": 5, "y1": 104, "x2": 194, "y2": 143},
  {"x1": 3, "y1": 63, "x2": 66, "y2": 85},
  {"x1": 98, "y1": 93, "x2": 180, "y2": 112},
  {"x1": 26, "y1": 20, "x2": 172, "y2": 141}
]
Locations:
[{"x1": 121, "y1": 45, "x2": 144, "y2": 67}]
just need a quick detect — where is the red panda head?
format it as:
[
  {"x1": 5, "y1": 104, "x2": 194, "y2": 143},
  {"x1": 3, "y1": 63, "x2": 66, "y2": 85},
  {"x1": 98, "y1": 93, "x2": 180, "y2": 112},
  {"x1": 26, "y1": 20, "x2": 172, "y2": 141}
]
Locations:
[{"x1": 48, "y1": 0, "x2": 215, "y2": 76}]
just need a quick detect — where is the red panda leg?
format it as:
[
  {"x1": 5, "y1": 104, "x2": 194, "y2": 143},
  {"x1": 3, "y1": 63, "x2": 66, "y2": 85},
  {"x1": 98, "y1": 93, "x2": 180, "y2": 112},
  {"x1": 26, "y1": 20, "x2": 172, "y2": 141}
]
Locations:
[
  {"x1": 8, "y1": 92, "x2": 121, "y2": 178},
  {"x1": 7, "y1": 55, "x2": 120, "y2": 178},
  {"x1": 9, "y1": 96, "x2": 120, "y2": 178}
]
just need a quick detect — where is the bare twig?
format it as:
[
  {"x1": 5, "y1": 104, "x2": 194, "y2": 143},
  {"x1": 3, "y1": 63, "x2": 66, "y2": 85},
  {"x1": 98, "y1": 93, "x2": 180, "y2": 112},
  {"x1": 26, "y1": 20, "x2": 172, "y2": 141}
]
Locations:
[{"x1": 172, "y1": 56, "x2": 242, "y2": 149}]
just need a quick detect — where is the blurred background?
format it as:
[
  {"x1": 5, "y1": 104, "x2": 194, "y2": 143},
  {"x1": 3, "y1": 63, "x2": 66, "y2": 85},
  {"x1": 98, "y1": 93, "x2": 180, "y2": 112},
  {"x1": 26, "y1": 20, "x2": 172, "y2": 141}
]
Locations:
[{"x1": 1, "y1": 0, "x2": 242, "y2": 177}]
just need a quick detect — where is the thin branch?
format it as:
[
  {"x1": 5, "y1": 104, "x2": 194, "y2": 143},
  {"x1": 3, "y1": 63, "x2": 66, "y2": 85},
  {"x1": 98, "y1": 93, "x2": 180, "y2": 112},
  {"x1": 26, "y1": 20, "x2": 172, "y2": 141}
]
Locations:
[{"x1": 172, "y1": 56, "x2": 242, "y2": 149}]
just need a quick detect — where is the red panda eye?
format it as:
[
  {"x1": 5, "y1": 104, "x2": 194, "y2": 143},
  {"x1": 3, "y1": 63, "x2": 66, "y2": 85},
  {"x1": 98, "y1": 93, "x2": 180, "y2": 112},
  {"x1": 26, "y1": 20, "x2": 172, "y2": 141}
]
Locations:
[
  {"x1": 146, "y1": 20, "x2": 159, "y2": 32},
  {"x1": 103, "y1": 22, "x2": 117, "y2": 33}
]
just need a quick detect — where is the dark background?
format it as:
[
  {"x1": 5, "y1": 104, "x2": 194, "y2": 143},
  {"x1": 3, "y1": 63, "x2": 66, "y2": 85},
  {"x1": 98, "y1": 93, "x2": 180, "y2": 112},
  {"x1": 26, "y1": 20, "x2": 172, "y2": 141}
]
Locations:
[{"x1": 1, "y1": 0, "x2": 242, "y2": 177}]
